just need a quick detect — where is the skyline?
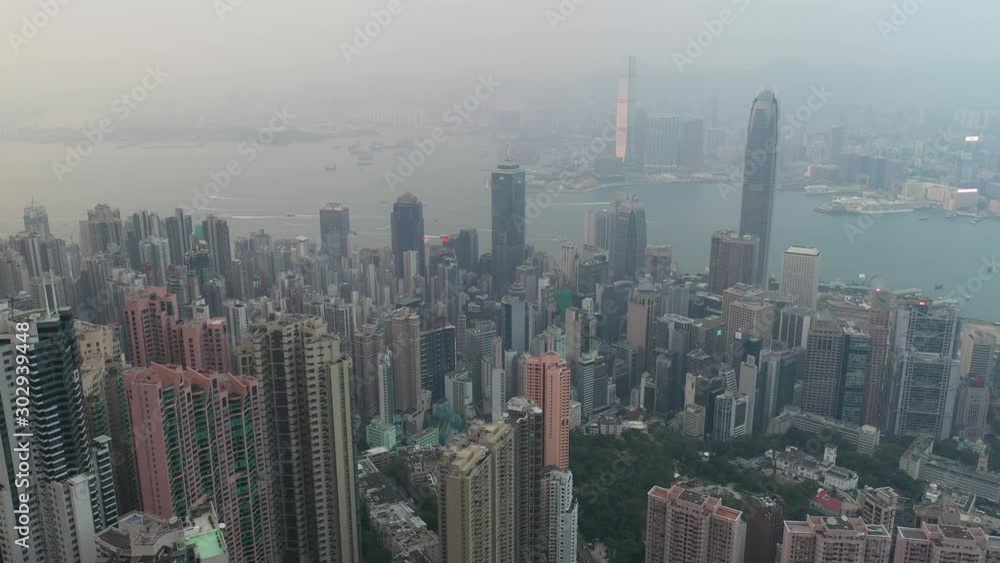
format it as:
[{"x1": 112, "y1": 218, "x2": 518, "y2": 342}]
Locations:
[{"x1": 5, "y1": 4, "x2": 1000, "y2": 562}]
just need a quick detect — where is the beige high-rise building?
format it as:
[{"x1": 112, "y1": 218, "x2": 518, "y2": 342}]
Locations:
[
  {"x1": 523, "y1": 353, "x2": 571, "y2": 470},
  {"x1": 722, "y1": 284, "x2": 774, "y2": 364},
  {"x1": 961, "y1": 330, "x2": 996, "y2": 380},
  {"x1": 894, "y1": 523, "x2": 1000, "y2": 562},
  {"x1": 438, "y1": 420, "x2": 516, "y2": 563},
  {"x1": 469, "y1": 421, "x2": 516, "y2": 562},
  {"x1": 954, "y1": 381, "x2": 990, "y2": 440},
  {"x1": 801, "y1": 319, "x2": 847, "y2": 419},
  {"x1": 857, "y1": 487, "x2": 899, "y2": 531},
  {"x1": 781, "y1": 246, "x2": 821, "y2": 309},
  {"x1": 251, "y1": 315, "x2": 359, "y2": 563},
  {"x1": 644, "y1": 485, "x2": 746, "y2": 563},
  {"x1": 390, "y1": 307, "x2": 422, "y2": 412},
  {"x1": 780, "y1": 516, "x2": 891, "y2": 563},
  {"x1": 627, "y1": 280, "x2": 657, "y2": 374}
]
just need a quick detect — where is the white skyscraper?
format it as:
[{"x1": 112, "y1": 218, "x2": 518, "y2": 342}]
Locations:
[
  {"x1": 781, "y1": 246, "x2": 821, "y2": 308},
  {"x1": 546, "y1": 470, "x2": 578, "y2": 563}
]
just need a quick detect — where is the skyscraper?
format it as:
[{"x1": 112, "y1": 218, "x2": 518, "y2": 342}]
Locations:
[
  {"x1": 708, "y1": 230, "x2": 760, "y2": 294},
  {"x1": 391, "y1": 193, "x2": 425, "y2": 278},
  {"x1": 500, "y1": 281, "x2": 533, "y2": 354},
  {"x1": 125, "y1": 287, "x2": 231, "y2": 374},
  {"x1": 454, "y1": 227, "x2": 479, "y2": 271},
  {"x1": 627, "y1": 279, "x2": 657, "y2": 375},
  {"x1": 203, "y1": 215, "x2": 232, "y2": 277},
  {"x1": 250, "y1": 316, "x2": 360, "y2": 562},
  {"x1": 722, "y1": 284, "x2": 774, "y2": 364},
  {"x1": 466, "y1": 320, "x2": 498, "y2": 408},
  {"x1": 801, "y1": 319, "x2": 847, "y2": 419},
  {"x1": 584, "y1": 209, "x2": 614, "y2": 251},
  {"x1": 961, "y1": 330, "x2": 996, "y2": 380},
  {"x1": 319, "y1": 202, "x2": 351, "y2": 264},
  {"x1": 389, "y1": 307, "x2": 422, "y2": 413},
  {"x1": 857, "y1": 487, "x2": 899, "y2": 531},
  {"x1": 615, "y1": 56, "x2": 636, "y2": 162},
  {"x1": 438, "y1": 420, "x2": 516, "y2": 563},
  {"x1": 23, "y1": 200, "x2": 51, "y2": 239},
  {"x1": 421, "y1": 325, "x2": 456, "y2": 401},
  {"x1": 864, "y1": 289, "x2": 893, "y2": 428},
  {"x1": 0, "y1": 309, "x2": 118, "y2": 563},
  {"x1": 353, "y1": 323, "x2": 385, "y2": 421},
  {"x1": 779, "y1": 516, "x2": 890, "y2": 563},
  {"x1": 125, "y1": 364, "x2": 274, "y2": 563},
  {"x1": 545, "y1": 470, "x2": 578, "y2": 563},
  {"x1": 491, "y1": 159, "x2": 527, "y2": 297},
  {"x1": 888, "y1": 297, "x2": 961, "y2": 439},
  {"x1": 781, "y1": 246, "x2": 821, "y2": 308},
  {"x1": 507, "y1": 396, "x2": 545, "y2": 562},
  {"x1": 841, "y1": 323, "x2": 871, "y2": 425},
  {"x1": 524, "y1": 353, "x2": 571, "y2": 470},
  {"x1": 744, "y1": 496, "x2": 784, "y2": 563},
  {"x1": 610, "y1": 195, "x2": 647, "y2": 281},
  {"x1": 79, "y1": 203, "x2": 125, "y2": 256},
  {"x1": 738, "y1": 90, "x2": 780, "y2": 286},
  {"x1": 644, "y1": 485, "x2": 746, "y2": 563},
  {"x1": 644, "y1": 114, "x2": 681, "y2": 170}
]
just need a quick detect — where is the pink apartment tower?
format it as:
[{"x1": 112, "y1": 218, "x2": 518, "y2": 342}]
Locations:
[
  {"x1": 126, "y1": 363, "x2": 273, "y2": 563},
  {"x1": 523, "y1": 352, "x2": 571, "y2": 470}
]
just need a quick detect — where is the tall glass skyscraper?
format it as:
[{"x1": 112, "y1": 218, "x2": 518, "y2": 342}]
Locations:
[
  {"x1": 319, "y1": 202, "x2": 351, "y2": 264},
  {"x1": 391, "y1": 193, "x2": 425, "y2": 278},
  {"x1": 738, "y1": 90, "x2": 780, "y2": 286},
  {"x1": 490, "y1": 160, "x2": 526, "y2": 297},
  {"x1": 610, "y1": 195, "x2": 646, "y2": 281}
]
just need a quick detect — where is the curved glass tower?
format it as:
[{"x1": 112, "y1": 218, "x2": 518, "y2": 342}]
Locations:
[{"x1": 738, "y1": 90, "x2": 780, "y2": 286}]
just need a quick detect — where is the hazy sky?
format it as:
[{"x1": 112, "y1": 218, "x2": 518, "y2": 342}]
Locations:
[{"x1": 2, "y1": 0, "x2": 998, "y2": 125}]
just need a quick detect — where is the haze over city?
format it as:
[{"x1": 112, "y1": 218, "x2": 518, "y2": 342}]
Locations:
[{"x1": 2, "y1": 1, "x2": 1000, "y2": 563}]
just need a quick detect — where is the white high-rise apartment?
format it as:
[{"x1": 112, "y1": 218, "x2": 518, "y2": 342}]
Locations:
[
  {"x1": 546, "y1": 470, "x2": 578, "y2": 563},
  {"x1": 781, "y1": 246, "x2": 821, "y2": 309}
]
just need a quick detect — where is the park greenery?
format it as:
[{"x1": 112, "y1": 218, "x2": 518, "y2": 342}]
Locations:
[{"x1": 570, "y1": 427, "x2": 923, "y2": 563}]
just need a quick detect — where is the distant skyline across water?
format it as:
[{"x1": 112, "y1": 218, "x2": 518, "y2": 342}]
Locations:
[{"x1": 3, "y1": 134, "x2": 1000, "y2": 321}]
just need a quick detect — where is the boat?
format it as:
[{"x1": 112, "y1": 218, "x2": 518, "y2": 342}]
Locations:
[
  {"x1": 325, "y1": 164, "x2": 337, "y2": 172},
  {"x1": 919, "y1": 217, "x2": 929, "y2": 221},
  {"x1": 969, "y1": 218, "x2": 978, "y2": 225},
  {"x1": 285, "y1": 213, "x2": 296, "y2": 217},
  {"x1": 934, "y1": 283, "x2": 944, "y2": 290}
]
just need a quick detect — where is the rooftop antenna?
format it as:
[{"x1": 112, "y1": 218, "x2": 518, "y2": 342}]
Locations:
[{"x1": 504, "y1": 143, "x2": 513, "y2": 163}]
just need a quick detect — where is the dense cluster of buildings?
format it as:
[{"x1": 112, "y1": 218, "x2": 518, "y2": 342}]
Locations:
[{"x1": 2, "y1": 56, "x2": 1000, "y2": 563}]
